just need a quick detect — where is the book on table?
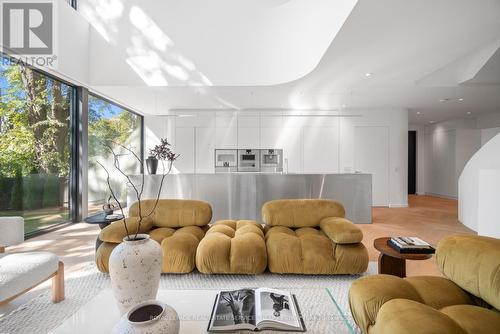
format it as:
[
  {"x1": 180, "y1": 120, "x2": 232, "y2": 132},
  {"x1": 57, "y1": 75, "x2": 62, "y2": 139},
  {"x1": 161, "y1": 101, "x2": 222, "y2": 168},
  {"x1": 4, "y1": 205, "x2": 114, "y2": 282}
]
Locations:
[
  {"x1": 208, "y1": 288, "x2": 305, "y2": 332},
  {"x1": 388, "y1": 237, "x2": 435, "y2": 254}
]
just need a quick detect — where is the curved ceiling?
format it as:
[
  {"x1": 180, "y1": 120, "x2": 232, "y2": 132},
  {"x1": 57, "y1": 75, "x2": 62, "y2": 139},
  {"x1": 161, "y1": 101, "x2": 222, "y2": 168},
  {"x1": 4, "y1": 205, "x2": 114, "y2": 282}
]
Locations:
[
  {"x1": 80, "y1": 0, "x2": 357, "y2": 86},
  {"x1": 84, "y1": 0, "x2": 500, "y2": 124}
]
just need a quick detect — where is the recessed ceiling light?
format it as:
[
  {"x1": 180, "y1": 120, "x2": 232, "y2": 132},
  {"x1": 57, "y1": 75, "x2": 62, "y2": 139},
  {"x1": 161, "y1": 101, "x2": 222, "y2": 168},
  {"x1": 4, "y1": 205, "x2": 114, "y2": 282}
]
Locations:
[
  {"x1": 416, "y1": 111, "x2": 421, "y2": 115},
  {"x1": 458, "y1": 98, "x2": 464, "y2": 102},
  {"x1": 365, "y1": 72, "x2": 372, "y2": 77},
  {"x1": 429, "y1": 120, "x2": 436, "y2": 124},
  {"x1": 439, "y1": 98, "x2": 450, "y2": 103},
  {"x1": 467, "y1": 111, "x2": 472, "y2": 115}
]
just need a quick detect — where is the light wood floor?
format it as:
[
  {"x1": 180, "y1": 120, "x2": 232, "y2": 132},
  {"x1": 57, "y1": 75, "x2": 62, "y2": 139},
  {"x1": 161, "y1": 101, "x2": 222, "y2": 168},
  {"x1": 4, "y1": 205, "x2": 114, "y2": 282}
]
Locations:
[
  {"x1": 360, "y1": 195, "x2": 474, "y2": 276},
  {"x1": 0, "y1": 195, "x2": 474, "y2": 314}
]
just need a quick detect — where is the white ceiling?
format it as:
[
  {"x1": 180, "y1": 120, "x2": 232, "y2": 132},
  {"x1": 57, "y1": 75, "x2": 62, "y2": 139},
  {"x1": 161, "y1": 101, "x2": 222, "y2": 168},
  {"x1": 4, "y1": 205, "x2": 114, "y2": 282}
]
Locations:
[
  {"x1": 83, "y1": 0, "x2": 500, "y2": 124},
  {"x1": 80, "y1": 0, "x2": 357, "y2": 86}
]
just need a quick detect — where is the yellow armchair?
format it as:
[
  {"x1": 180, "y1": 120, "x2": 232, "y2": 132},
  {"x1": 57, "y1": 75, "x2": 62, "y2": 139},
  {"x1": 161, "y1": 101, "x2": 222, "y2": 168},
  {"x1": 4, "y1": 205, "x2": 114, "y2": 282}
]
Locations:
[{"x1": 348, "y1": 234, "x2": 500, "y2": 334}]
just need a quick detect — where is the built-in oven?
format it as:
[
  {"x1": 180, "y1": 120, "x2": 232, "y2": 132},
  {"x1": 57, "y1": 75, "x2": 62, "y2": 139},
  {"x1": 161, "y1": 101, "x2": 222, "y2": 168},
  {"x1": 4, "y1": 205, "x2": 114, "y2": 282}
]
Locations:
[
  {"x1": 238, "y1": 149, "x2": 260, "y2": 172},
  {"x1": 260, "y1": 149, "x2": 283, "y2": 173},
  {"x1": 215, "y1": 149, "x2": 238, "y2": 173}
]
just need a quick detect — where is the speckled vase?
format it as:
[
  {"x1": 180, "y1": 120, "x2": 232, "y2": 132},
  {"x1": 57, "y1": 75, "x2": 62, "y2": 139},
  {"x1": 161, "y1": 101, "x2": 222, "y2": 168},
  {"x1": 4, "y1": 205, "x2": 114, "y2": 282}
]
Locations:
[
  {"x1": 109, "y1": 234, "x2": 162, "y2": 314},
  {"x1": 111, "y1": 300, "x2": 180, "y2": 334}
]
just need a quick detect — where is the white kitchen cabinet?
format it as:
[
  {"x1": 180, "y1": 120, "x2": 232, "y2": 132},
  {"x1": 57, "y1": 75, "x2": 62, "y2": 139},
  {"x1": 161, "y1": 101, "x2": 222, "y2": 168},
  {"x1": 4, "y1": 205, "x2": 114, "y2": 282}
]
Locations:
[
  {"x1": 238, "y1": 127, "x2": 260, "y2": 149},
  {"x1": 260, "y1": 127, "x2": 281, "y2": 149},
  {"x1": 195, "y1": 127, "x2": 215, "y2": 173},
  {"x1": 303, "y1": 126, "x2": 339, "y2": 173},
  {"x1": 174, "y1": 127, "x2": 195, "y2": 173},
  {"x1": 215, "y1": 112, "x2": 237, "y2": 148},
  {"x1": 237, "y1": 114, "x2": 260, "y2": 149},
  {"x1": 281, "y1": 129, "x2": 303, "y2": 174}
]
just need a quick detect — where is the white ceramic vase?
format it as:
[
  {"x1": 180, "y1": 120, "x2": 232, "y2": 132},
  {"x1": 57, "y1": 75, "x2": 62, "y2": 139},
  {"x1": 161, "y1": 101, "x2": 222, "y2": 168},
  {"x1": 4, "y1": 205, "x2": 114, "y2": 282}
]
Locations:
[
  {"x1": 111, "y1": 300, "x2": 180, "y2": 334},
  {"x1": 109, "y1": 233, "x2": 162, "y2": 314}
]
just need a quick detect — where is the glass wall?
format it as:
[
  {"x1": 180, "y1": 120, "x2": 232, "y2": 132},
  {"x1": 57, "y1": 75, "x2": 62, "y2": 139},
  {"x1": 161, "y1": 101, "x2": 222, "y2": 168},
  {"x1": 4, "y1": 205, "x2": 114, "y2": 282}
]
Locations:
[
  {"x1": 87, "y1": 95, "x2": 142, "y2": 214},
  {"x1": 0, "y1": 63, "x2": 74, "y2": 235}
]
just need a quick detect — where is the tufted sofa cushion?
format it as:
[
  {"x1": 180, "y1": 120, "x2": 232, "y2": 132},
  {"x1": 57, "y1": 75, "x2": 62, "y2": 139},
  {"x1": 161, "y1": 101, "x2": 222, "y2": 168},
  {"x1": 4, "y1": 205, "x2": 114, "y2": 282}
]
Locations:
[
  {"x1": 436, "y1": 234, "x2": 500, "y2": 310},
  {"x1": 129, "y1": 199, "x2": 212, "y2": 228},
  {"x1": 262, "y1": 199, "x2": 345, "y2": 228},
  {"x1": 0, "y1": 251, "x2": 59, "y2": 302},
  {"x1": 160, "y1": 225, "x2": 206, "y2": 273},
  {"x1": 320, "y1": 217, "x2": 363, "y2": 244},
  {"x1": 99, "y1": 217, "x2": 154, "y2": 243},
  {"x1": 196, "y1": 220, "x2": 267, "y2": 274},
  {"x1": 265, "y1": 226, "x2": 368, "y2": 274}
]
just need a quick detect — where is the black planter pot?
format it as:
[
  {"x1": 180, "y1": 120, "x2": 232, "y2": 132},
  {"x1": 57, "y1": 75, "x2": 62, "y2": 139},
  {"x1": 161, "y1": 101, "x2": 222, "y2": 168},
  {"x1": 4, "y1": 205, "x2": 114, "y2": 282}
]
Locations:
[{"x1": 146, "y1": 157, "x2": 159, "y2": 175}]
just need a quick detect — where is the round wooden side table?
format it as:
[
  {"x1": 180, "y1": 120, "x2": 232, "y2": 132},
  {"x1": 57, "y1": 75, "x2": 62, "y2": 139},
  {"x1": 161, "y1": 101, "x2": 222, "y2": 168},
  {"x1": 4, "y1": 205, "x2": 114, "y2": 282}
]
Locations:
[{"x1": 374, "y1": 237, "x2": 433, "y2": 277}]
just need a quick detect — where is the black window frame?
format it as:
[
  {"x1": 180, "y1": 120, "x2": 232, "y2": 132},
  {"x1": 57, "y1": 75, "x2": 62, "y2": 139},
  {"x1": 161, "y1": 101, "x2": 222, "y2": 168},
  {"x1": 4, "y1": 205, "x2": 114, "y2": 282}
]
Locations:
[
  {"x1": 0, "y1": 53, "x2": 144, "y2": 238},
  {"x1": 87, "y1": 91, "x2": 145, "y2": 173}
]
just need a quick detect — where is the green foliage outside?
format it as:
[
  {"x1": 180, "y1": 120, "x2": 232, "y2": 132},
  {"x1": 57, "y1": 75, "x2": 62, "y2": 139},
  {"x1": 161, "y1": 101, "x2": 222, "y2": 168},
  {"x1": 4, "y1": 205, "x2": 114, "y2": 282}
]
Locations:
[
  {"x1": 1, "y1": 64, "x2": 70, "y2": 177},
  {"x1": 0, "y1": 62, "x2": 141, "y2": 233},
  {"x1": 88, "y1": 96, "x2": 141, "y2": 159},
  {"x1": 9, "y1": 168, "x2": 23, "y2": 210}
]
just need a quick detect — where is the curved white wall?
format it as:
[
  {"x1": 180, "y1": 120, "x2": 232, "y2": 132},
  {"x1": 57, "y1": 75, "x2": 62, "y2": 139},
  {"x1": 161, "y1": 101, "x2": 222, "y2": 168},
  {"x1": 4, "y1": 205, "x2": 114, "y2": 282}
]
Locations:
[{"x1": 458, "y1": 133, "x2": 500, "y2": 237}]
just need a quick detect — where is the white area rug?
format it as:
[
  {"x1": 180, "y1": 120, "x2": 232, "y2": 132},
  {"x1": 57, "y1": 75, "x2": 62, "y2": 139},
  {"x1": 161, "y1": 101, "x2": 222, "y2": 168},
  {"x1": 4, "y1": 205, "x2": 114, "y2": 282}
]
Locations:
[{"x1": 0, "y1": 262, "x2": 377, "y2": 334}]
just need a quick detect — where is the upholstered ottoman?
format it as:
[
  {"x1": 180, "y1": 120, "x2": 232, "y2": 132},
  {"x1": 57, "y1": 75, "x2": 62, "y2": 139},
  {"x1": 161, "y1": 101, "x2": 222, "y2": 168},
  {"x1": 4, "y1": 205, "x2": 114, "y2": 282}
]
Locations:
[{"x1": 196, "y1": 220, "x2": 267, "y2": 274}]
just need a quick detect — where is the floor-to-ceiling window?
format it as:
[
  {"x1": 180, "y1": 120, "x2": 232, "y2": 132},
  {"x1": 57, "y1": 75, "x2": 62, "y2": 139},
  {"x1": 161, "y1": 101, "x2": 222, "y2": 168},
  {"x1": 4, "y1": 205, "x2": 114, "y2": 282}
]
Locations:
[
  {"x1": 87, "y1": 94, "x2": 143, "y2": 214},
  {"x1": 0, "y1": 63, "x2": 75, "y2": 235}
]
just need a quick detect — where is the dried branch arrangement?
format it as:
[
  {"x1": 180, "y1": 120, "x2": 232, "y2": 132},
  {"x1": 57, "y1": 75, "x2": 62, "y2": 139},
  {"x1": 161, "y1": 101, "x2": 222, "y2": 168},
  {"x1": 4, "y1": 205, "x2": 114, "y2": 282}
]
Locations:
[{"x1": 97, "y1": 138, "x2": 179, "y2": 240}]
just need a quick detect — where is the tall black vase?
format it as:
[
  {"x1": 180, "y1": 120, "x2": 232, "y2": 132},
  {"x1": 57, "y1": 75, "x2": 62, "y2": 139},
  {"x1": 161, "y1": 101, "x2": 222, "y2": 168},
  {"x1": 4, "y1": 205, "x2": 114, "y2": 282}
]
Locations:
[{"x1": 146, "y1": 157, "x2": 159, "y2": 175}]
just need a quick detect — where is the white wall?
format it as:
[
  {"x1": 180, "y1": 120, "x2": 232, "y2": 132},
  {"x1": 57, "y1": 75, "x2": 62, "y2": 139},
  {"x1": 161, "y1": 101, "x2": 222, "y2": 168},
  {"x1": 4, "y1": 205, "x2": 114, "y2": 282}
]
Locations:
[
  {"x1": 477, "y1": 111, "x2": 500, "y2": 147},
  {"x1": 413, "y1": 112, "x2": 500, "y2": 198},
  {"x1": 459, "y1": 133, "x2": 500, "y2": 236},
  {"x1": 423, "y1": 119, "x2": 481, "y2": 199},
  {"x1": 476, "y1": 111, "x2": 500, "y2": 129},
  {"x1": 144, "y1": 109, "x2": 408, "y2": 207},
  {"x1": 18, "y1": 1, "x2": 91, "y2": 86},
  {"x1": 481, "y1": 127, "x2": 500, "y2": 146}
]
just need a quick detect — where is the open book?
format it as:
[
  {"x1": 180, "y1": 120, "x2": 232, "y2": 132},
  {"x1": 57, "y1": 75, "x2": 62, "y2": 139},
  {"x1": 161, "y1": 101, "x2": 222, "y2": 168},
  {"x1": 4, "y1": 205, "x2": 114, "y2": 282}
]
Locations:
[{"x1": 208, "y1": 288, "x2": 305, "y2": 332}]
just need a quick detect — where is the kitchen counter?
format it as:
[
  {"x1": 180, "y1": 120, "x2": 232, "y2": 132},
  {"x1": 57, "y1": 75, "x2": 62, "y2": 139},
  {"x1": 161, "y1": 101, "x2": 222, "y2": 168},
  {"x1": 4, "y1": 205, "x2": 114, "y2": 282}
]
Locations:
[{"x1": 127, "y1": 173, "x2": 372, "y2": 224}]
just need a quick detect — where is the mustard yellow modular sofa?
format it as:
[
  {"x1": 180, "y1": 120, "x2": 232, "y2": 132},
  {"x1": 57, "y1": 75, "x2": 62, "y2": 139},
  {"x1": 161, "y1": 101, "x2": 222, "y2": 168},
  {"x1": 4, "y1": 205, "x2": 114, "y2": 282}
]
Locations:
[
  {"x1": 196, "y1": 220, "x2": 267, "y2": 274},
  {"x1": 95, "y1": 199, "x2": 212, "y2": 273},
  {"x1": 349, "y1": 235, "x2": 500, "y2": 334},
  {"x1": 262, "y1": 199, "x2": 369, "y2": 274}
]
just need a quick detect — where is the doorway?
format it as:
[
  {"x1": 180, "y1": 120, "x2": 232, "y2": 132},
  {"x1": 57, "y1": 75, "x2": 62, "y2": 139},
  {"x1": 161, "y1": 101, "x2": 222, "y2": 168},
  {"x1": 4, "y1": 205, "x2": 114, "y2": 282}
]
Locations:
[{"x1": 408, "y1": 131, "x2": 417, "y2": 194}]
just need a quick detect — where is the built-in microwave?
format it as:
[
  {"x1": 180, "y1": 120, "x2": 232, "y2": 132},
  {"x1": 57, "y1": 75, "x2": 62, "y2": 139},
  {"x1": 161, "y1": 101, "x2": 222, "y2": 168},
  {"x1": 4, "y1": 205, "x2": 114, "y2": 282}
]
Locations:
[
  {"x1": 238, "y1": 149, "x2": 260, "y2": 172},
  {"x1": 260, "y1": 149, "x2": 283, "y2": 173},
  {"x1": 215, "y1": 149, "x2": 237, "y2": 173}
]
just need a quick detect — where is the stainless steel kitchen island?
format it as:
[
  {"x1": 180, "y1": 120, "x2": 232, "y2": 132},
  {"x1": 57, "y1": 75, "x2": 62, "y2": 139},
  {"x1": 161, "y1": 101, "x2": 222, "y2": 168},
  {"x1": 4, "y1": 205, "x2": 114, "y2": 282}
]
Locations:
[{"x1": 127, "y1": 173, "x2": 372, "y2": 224}]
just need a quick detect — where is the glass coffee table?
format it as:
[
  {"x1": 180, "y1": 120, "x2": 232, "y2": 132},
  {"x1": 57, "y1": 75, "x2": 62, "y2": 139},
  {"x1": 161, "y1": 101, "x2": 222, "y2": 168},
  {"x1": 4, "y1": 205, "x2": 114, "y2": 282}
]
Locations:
[{"x1": 50, "y1": 288, "x2": 357, "y2": 333}]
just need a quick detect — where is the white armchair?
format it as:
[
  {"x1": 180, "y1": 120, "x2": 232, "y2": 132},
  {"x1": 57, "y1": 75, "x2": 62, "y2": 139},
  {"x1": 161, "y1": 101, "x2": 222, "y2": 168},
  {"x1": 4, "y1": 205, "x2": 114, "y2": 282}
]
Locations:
[
  {"x1": 0, "y1": 217, "x2": 65, "y2": 304},
  {"x1": 0, "y1": 216, "x2": 24, "y2": 253}
]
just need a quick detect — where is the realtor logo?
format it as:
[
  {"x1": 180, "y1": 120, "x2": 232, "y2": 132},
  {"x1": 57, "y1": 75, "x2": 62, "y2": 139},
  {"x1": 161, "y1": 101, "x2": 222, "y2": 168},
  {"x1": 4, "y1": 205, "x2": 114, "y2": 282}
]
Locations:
[
  {"x1": 1, "y1": 1, "x2": 53, "y2": 54},
  {"x1": 0, "y1": 0, "x2": 58, "y2": 68}
]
